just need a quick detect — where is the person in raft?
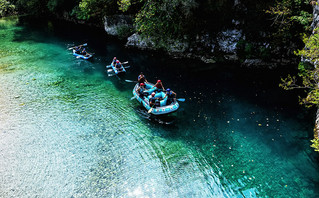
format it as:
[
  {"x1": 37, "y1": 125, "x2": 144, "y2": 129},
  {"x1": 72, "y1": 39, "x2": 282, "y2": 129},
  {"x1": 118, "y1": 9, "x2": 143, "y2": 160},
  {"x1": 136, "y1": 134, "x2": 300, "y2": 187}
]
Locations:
[
  {"x1": 81, "y1": 48, "x2": 87, "y2": 55},
  {"x1": 112, "y1": 57, "x2": 117, "y2": 65},
  {"x1": 137, "y1": 83, "x2": 148, "y2": 98},
  {"x1": 74, "y1": 46, "x2": 81, "y2": 54},
  {"x1": 149, "y1": 92, "x2": 161, "y2": 107},
  {"x1": 138, "y1": 72, "x2": 148, "y2": 84},
  {"x1": 115, "y1": 60, "x2": 123, "y2": 71},
  {"x1": 164, "y1": 88, "x2": 176, "y2": 104},
  {"x1": 152, "y1": 80, "x2": 165, "y2": 92}
]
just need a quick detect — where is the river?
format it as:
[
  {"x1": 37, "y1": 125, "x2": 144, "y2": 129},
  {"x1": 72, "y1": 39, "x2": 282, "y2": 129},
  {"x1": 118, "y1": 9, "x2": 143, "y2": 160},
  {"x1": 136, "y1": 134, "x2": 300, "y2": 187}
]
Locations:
[{"x1": 0, "y1": 16, "x2": 319, "y2": 198}]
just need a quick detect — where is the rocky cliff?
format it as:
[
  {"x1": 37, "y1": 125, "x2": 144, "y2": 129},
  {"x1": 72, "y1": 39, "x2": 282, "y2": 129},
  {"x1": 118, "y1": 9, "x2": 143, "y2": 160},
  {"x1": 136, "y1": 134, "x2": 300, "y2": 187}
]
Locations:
[
  {"x1": 311, "y1": 1, "x2": 319, "y2": 139},
  {"x1": 103, "y1": 0, "x2": 299, "y2": 68}
]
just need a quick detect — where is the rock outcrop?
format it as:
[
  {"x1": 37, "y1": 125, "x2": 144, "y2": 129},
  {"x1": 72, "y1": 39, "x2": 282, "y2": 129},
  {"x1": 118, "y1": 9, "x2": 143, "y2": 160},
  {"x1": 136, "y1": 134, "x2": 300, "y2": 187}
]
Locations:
[{"x1": 311, "y1": 1, "x2": 319, "y2": 139}]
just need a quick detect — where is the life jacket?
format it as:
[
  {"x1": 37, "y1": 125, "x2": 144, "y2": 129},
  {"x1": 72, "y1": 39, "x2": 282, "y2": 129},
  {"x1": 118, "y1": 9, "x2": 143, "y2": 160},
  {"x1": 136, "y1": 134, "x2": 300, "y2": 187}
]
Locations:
[
  {"x1": 139, "y1": 87, "x2": 145, "y2": 93},
  {"x1": 167, "y1": 92, "x2": 173, "y2": 98},
  {"x1": 155, "y1": 98, "x2": 160, "y2": 106},
  {"x1": 75, "y1": 47, "x2": 81, "y2": 53},
  {"x1": 149, "y1": 97, "x2": 156, "y2": 104},
  {"x1": 156, "y1": 83, "x2": 162, "y2": 89},
  {"x1": 116, "y1": 63, "x2": 121, "y2": 68}
]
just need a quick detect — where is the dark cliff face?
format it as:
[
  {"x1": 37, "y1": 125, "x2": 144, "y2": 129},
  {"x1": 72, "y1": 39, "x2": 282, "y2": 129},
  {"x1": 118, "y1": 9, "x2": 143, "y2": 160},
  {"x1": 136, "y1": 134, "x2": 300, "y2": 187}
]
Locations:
[
  {"x1": 114, "y1": 0, "x2": 305, "y2": 67},
  {"x1": 17, "y1": 0, "x2": 311, "y2": 66}
]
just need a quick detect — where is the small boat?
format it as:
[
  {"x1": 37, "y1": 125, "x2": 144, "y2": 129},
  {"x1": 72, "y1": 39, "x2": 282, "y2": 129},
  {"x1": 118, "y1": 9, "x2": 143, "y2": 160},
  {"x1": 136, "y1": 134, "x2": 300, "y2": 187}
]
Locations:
[
  {"x1": 107, "y1": 62, "x2": 126, "y2": 75},
  {"x1": 73, "y1": 49, "x2": 93, "y2": 60},
  {"x1": 132, "y1": 82, "x2": 179, "y2": 115}
]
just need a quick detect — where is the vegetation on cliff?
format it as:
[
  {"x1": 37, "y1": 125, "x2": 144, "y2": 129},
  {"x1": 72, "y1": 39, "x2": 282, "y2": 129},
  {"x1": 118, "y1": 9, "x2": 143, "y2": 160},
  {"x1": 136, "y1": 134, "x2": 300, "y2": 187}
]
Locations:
[
  {"x1": 0, "y1": 0, "x2": 15, "y2": 17},
  {"x1": 280, "y1": 29, "x2": 319, "y2": 152}
]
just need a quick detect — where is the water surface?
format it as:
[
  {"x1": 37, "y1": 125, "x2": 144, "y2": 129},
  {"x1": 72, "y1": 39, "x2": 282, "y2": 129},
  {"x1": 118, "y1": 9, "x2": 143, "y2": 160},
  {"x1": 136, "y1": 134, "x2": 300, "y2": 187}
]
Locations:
[{"x1": 0, "y1": 16, "x2": 319, "y2": 197}]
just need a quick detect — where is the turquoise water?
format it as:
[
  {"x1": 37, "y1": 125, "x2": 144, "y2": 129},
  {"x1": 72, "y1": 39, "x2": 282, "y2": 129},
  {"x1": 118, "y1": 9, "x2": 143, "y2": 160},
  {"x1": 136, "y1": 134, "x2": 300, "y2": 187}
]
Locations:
[{"x1": 0, "y1": 16, "x2": 319, "y2": 197}]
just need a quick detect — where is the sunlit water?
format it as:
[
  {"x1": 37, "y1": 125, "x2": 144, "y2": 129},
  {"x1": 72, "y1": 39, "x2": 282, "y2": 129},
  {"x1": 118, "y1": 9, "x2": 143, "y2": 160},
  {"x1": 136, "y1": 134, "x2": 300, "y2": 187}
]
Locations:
[{"x1": 0, "y1": 16, "x2": 319, "y2": 197}]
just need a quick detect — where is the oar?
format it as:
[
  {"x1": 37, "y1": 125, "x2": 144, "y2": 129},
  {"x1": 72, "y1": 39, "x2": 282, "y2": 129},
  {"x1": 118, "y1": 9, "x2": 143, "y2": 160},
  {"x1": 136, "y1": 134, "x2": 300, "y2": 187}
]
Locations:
[
  {"x1": 122, "y1": 61, "x2": 128, "y2": 64},
  {"x1": 125, "y1": 79, "x2": 138, "y2": 83},
  {"x1": 68, "y1": 43, "x2": 87, "y2": 50},
  {"x1": 124, "y1": 66, "x2": 130, "y2": 69},
  {"x1": 130, "y1": 95, "x2": 137, "y2": 100},
  {"x1": 177, "y1": 98, "x2": 185, "y2": 102},
  {"x1": 106, "y1": 65, "x2": 112, "y2": 68},
  {"x1": 148, "y1": 105, "x2": 155, "y2": 113}
]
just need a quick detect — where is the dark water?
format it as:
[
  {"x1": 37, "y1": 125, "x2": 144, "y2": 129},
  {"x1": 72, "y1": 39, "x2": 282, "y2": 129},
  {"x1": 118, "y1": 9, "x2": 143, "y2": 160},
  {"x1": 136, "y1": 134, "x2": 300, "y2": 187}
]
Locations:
[{"x1": 0, "y1": 16, "x2": 319, "y2": 197}]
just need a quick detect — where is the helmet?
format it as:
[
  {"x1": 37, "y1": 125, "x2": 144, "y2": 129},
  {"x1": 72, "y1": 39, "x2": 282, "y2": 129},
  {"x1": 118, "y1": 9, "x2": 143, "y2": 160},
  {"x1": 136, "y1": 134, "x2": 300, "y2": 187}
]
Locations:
[
  {"x1": 113, "y1": 57, "x2": 116, "y2": 60},
  {"x1": 116, "y1": 60, "x2": 119, "y2": 63},
  {"x1": 157, "y1": 80, "x2": 161, "y2": 83},
  {"x1": 166, "y1": 88, "x2": 171, "y2": 92},
  {"x1": 151, "y1": 92, "x2": 155, "y2": 96},
  {"x1": 140, "y1": 83, "x2": 145, "y2": 86}
]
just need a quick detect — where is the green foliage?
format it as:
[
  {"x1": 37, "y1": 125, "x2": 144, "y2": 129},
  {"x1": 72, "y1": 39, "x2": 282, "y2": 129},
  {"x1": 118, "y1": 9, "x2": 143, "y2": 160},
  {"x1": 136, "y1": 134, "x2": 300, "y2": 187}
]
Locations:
[
  {"x1": 0, "y1": 0, "x2": 15, "y2": 17},
  {"x1": 280, "y1": 28, "x2": 319, "y2": 152},
  {"x1": 295, "y1": 30, "x2": 319, "y2": 63},
  {"x1": 117, "y1": 0, "x2": 131, "y2": 12},
  {"x1": 134, "y1": 0, "x2": 197, "y2": 47},
  {"x1": 280, "y1": 61, "x2": 319, "y2": 108},
  {"x1": 310, "y1": 138, "x2": 319, "y2": 152},
  {"x1": 76, "y1": 0, "x2": 117, "y2": 20},
  {"x1": 265, "y1": 0, "x2": 312, "y2": 48},
  {"x1": 116, "y1": 25, "x2": 133, "y2": 39},
  {"x1": 14, "y1": 0, "x2": 47, "y2": 15}
]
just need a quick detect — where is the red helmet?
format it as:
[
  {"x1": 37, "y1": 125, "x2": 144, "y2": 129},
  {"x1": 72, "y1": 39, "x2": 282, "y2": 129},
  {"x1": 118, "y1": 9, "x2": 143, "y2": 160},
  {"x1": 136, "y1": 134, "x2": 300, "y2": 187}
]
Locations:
[
  {"x1": 116, "y1": 60, "x2": 119, "y2": 63},
  {"x1": 157, "y1": 80, "x2": 161, "y2": 83},
  {"x1": 113, "y1": 57, "x2": 116, "y2": 60},
  {"x1": 140, "y1": 83, "x2": 145, "y2": 86},
  {"x1": 151, "y1": 92, "x2": 155, "y2": 96}
]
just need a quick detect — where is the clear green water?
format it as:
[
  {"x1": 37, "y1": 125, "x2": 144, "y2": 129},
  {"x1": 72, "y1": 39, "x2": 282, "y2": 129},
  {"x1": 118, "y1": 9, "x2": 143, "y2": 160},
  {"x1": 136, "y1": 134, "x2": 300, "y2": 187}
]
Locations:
[{"x1": 0, "y1": 16, "x2": 319, "y2": 197}]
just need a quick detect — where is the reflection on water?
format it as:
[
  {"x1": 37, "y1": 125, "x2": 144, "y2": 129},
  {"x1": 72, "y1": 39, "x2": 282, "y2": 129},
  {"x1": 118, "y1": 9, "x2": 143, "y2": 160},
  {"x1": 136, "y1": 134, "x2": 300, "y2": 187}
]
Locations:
[{"x1": 0, "y1": 16, "x2": 319, "y2": 198}]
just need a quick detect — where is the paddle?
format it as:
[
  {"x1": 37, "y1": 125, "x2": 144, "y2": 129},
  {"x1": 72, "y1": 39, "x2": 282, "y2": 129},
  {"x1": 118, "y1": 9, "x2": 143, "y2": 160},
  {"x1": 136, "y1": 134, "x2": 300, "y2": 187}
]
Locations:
[
  {"x1": 148, "y1": 105, "x2": 155, "y2": 113},
  {"x1": 177, "y1": 98, "x2": 185, "y2": 102},
  {"x1": 107, "y1": 61, "x2": 128, "y2": 68},
  {"x1": 68, "y1": 43, "x2": 87, "y2": 50},
  {"x1": 125, "y1": 79, "x2": 138, "y2": 83}
]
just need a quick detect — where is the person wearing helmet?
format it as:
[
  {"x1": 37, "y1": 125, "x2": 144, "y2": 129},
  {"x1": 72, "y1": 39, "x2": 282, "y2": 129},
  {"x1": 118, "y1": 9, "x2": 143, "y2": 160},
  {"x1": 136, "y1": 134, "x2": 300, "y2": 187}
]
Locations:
[
  {"x1": 115, "y1": 59, "x2": 123, "y2": 71},
  {"x1": 112, "y1": 57, "x2": 117, "y2": 65},
  {"x1": 138, "y1": 72, "x2": 148, "y2": 84},
  {"x1": 81, "y1": 48, "x2": 87, "y2": 55},
  {"x1": 149, "y1": 92, "x2": 161, "y2": 107},
  {"x1": 164, "y1": 88, "x2": 176, "y2": 104},
  {"x1": 75, "y1": 46, "x2": 81, "y2": 54},
  {"x1": 152, "y1": 79, "x2": 165, "y2": 92},
  {"x1": 137, "y1": 83, "x2": 148, "y2": 98}
]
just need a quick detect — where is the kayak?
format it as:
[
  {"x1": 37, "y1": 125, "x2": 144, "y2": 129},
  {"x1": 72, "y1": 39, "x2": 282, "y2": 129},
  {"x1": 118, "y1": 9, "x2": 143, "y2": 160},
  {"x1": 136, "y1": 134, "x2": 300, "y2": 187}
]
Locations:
[
  {"x1": 73, "y1": 49, "x2": 93, "y2": 60},
  {"x1": 132, "y1": 82, "x2": 179, "y2": 115},
  {"x1": 107, "y1": 62, "x2": 126, "y2": 75}
]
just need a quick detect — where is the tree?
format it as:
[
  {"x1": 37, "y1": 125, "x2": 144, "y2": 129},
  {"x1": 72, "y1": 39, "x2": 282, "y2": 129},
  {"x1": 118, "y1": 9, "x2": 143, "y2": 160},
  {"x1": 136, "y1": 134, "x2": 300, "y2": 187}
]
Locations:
[
  {"x1": 118, "y1": 0, "x2": 198, "y2": 48},
  {"x1": 280, "y1": 29, "x2": 319, "y2": 152},
  {"x1": 0, "y1": 0, "x2": 15, "y2": 17}
]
